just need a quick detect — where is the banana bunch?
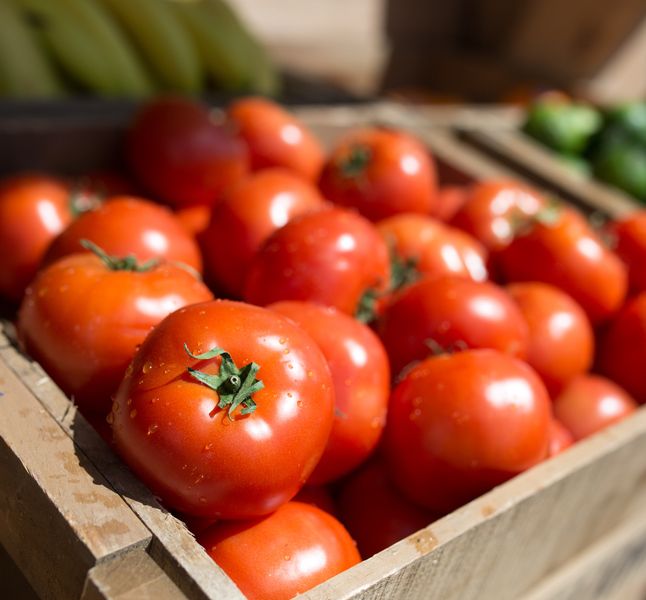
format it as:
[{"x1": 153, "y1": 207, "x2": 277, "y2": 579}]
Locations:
[{"x1": 0, "y1": 0, "x2": 279, "y2": 98}]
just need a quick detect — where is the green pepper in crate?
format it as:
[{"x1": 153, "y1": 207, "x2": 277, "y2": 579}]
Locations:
[
  {"x1": 605, "y1": 102, "x2": 646, "y2": 146},
  {"x1": 593, "y1": 135, "x2": 646, "y2": 202}
]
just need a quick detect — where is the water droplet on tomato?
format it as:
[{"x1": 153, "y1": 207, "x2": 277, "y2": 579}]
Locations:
[
  {"x1": 284, "y1": 554, "x2": 291, "y2": 561},
  {"x1": 307, "y1": 370, "x2": 314, "y2": 378},
  {"x1": 142, "y1": 361, "x2": 153, "y2": 374},
  {"x1": 147, "y1": 423, "x2": 158, "y2": 435},
  {"x1": 199, "y1": 497, "x2": 207, "y2": 504},
  {"x1": 409, "y1": 409, "x2": 422, "y2": 420},
  {"x1": 106, "y1": 412, "x2": 114, "y2": 425},
  {"x1": 279, "y1": 338, "x2": 286, "y2": 345},
  {"x1": 126, "y1": 398, "x2": 132, "y2": 406},
  {"x1": 283, "y1": 348, "x2": 290, "y2": 355},
  {"x1": 203, "y1": 442, "x2": 213, "y2": 452},
  {"x1": 130, "y1": 409, "x2": 137, "y2": 418},
  {"x1": 297, "y1": 400, "x2": 303, "y2": 408},
  {"x1": 287, "y1": 363, "x2": 294, "y2": 370}
]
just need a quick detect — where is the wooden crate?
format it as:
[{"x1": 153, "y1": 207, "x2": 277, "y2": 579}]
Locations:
[{"x1": 2, "y1": 103, "x2": 646, "y2": 600}]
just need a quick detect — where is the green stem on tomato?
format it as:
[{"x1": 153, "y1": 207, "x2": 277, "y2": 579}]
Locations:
[{"x1": 80, "y1": 239, "x2": 159, "y2": 272}]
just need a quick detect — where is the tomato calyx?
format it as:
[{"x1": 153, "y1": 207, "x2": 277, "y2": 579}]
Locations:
[
  {"x1": 184, "y1": 344, "x2": 264, "y2": 418},
  {"x1": 80, "y1": 239, "x2": 159, "y2": 272},
  {"x1": 69, "y1": 183, "x2": 103, "y2": 217},
  {"x1": 339, "y1": 145, "x2": 372, "y2": 178},
  {"x1": 389, "y1": 250, "x2": 419, "y2": 294}
]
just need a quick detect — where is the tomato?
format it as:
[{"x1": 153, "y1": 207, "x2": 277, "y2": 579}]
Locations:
[
  {"x1": 336, "y1": 460, "x2": 436, "y2": 558},
  {"x1": 377, "y1": 213, "x2": 488, "y2": 285},
  {"x1": 553, "y1": 375, "x2": 638, "y2": 441},
  {"x1": 378, "y1": 276, "x2": 528, "y2": 379},
  {"x1": 17, "y1": 250, "x2": 213, "y2": 419},
  {"x1": 127, "y1": 96, "x2": 248, "y2": 208},
  {"x1": 548, "y1": 418, "x2": 574, "y2": 457},
  {"x1": 507, "y1": 282, "x2": 594, "y2": 396},
  {"x1": 608, "y1": 212, "x2": 646, "y2": 294},
  {"x1": 269, "y1": 301, "x2": 390, "y2": 484},
  {"x1": 228, "y1": 97, "x2": 324, "y2": 181},
  {"x1": 44, "y1": 196, "x2": 204, "y2": 275},
  {"x1": 202, "y1": 169, "x2": 326, "y2": 297},
  {"x1": 0, "y1": 174, "x2": 74, "y2": 303},
  {"x1": 383, "y1": 349, "x2": 551, "y2": 512},
  {"x1": 450, "y1": 180, "x2": 546, "y2": 251},
  {"x1": 318, "y1": 127, "x2": 437, "y2": 221},
  {"x1": 432, "y1": 185, "x2": 469, "y2": 222},
  {"x1": 175, "y1": 205, "x2": 211, "y2": 238},
  {"x1": 197, "y1": 502, "x2": 360, "y2": 600},
  {"x1": 244, "y1": 208, "x2": 390, "y2": 319},
  {"x1": 497, "y1": 207, "x2": 627, "y2": 324},
  {"x1": 597, "y1": 293, "x2": 646, "y2": 403},
  {"x1": 111, "y1": 300, "x2": 334, "y2": 519}
]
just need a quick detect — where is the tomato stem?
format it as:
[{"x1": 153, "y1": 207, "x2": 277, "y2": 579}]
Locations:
[
  {"x1": 340, "y1": 145, "x2": 371, "y2": 178},
  {"x1": 184, "y1": 344, "x2": 263, "y2": 418},
  {"x1": 80, "y1": 239, "x2": 159, "y2": 272}
]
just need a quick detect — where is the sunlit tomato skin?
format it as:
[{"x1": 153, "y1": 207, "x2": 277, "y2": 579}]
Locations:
[
  {"x1": 175, "y1": 205, "x2": 211, "y2": 238},
  {"x1": 378, "y1": 276, "x2": 529, "y2": 379},
  {"x1": 450, "y1": 180, "x2": 546, "y2": 251},
  {"x1": 553, "y1": 375, "x2": 638, "y2": 441},
  {"x1": 127, "y1": 96, "x2": 249, "y2": 208},
  {"x1": 497, "y1": 208, "x2": 627, "y2": 324},
  {"x1": 597, "y1": 294, "x2": 646, "y2": 403},
  {"x1": 377, "y1": 213, "x2": 488, "y2": 284},
  {"x1": 269, "y1": 301, "x2": 390, "y2": 484},
  {"x1": 111, "y1": 300, "x2": 335, "y2": 519},
  {"x1": 336, "y1": 460, "x2": 436, "y2": 558},
  {"x1": 318, "y1": 128, "x2": 437, "y2": 221},
  {"x1": 244, "y1": 208, "x2": 390, "y2": 317},
  {"x1": 384, "y1": 349, "x2": 551, "y2": 513},
  {"x1": 432, "y1": 185, "x2": 469, "y2": 222},
  {"x1": 17, "y1": 253, "x2": 213, "y2": 418},
  {"x1": 507, "y1": 282, "x2": 594, "y2": 396},
  {"x1": 44, "y1": 196, "x2": 203, "y2": 274},
  {"x1": 548, "y1": 419, "x2": 574, "y2": 457},
  {"x1": 0, "y1": 174, "x2": 73, "y2": 303},
  {"x1": 202, "y1": 169, "x2": 326, "y2": 297},
  {"x1": 228, "y1": 97, "x2": 324, "y2": 181},
  {"x1": 198, "y1": 502, "x2": 360, "y2": 600},
  {"x1": 608, "y1": 212, "x2": 646, "y2": 294}
]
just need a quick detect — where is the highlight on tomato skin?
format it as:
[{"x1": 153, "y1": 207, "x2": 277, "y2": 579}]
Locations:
[{"x1": 548, "y1": 418, "x2": 574, "y2": 457}]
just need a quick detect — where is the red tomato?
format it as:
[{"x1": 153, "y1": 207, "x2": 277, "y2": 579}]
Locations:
[
  {"x1": 202, "y1": 169, "x2": 326, "y2": 297},
  {"x1": 44, "y1": 196, "x2": 203, "y2": 274},
  {"x1": 377, "y1": 213, "x2": 488, "y2": 285},
  {"x1": 548, "y1": 419, "x2": 574, "y2": 457},
  {"x1": 553, "y1": 375, "x2": 638, "y2": 441},
  {"x1": 244, "y1": 208, "x2": 390, "y2": 319},
  {"x1": 17, "y1": 251, "x2": 213, "y2": 418},
  {"x1": 269, "y1": 301, "x2": 390, "y2": 484},
  {"x1": 433, "y1": 185, "x2": 469, "y2": 222},
  {"x1": 497, "y1": 208, "x2": 627, "y2": 324},
  {"x1": 608, "y1": 212, "x2": 646, "y2": 294},
  {"x1": 336, "y1": 460, "x2": 436, "y2": 558},
  {"x1": 293, "y1": 485, "x2": 336, "y2": 515},
  {"x1": 197, "y1": 502, "x2": 360, "y2": 600},
  {"x1": 384, "y1": 349, "x2": 551, "y2": 512},
  {"x1": 507, "y1": 282, "x2": 594, "y2": 396},
  {"x1": 451, "y1": 180, "x2": 546, "y2": 251},
  {"x1": 378, "y1": 276, "x2": 529, "y2": 379},
  {"x1": 0, "y1": 174, "x2": 74, "y2": 303},
  {"x1": 175, "y1": 205, "x2": 211, "y2": 238},
  {"x1": 111, "y1": 300, "x2": 334, "y2": 518},
  {"x1": 228, "y1": 97, "x2": 324, "y2": 181},
  {"x1": 597, "y1": 293, "x2": 646, "y2": 403},
  {"x1": 127, "y1": 96, "x2": 248, "y2": 208},
  {"x1": 318, "y1": 128, "x2": 437, "y2": 221}
]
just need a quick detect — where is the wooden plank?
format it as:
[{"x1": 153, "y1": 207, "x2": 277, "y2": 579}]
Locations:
[
  {"x1": 0, "y1": 329, "x2": 244, "y2": 600},
  {"x1": 301, "y1": 409, "x2": 646, "y2": 600},
  {"x1": 0, "y1": 351, "x2": 151, "y2": 600},
  {"x1": 0, "y1": 542, "x2": 40, "y2": 600}
]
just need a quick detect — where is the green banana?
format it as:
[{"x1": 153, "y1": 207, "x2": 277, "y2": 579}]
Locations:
[
  {"x1": 98, "y1": 0, "x2": 203, "y2": 93},
  {"x1": 167, "y1": 0, "x2": 280, "y2": 95},
  {"x1": 0, "y1": 0, "x2": 65, "y2": 97},
  {"x1": 15, "y1": 0, "x2": 155, "y2": 96}
]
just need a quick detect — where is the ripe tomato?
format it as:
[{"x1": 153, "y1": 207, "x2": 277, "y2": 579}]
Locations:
[
  {"x1": 111, "y1": 300, "x2": 334, "y2": 519},
  {"x1": 17, "y1": 250, "x2": 213, "y2": 418},
  {"x1": 377, "y1": 213, "x2": 488, "y2": 285},
  {"x1": 507, "y1": 282, "x2": 594, "y2": 396},
  {"x1": 127, "y1": 96, "x2": 248, "y2": 208},
  {"x1": 378, "y1": 276, "x2": 528, "y2": 379},
  {"x1": 44, "y1": 196, "x2": 203, "y2": 275},
  {"x1": 197, "y1": 502, "x2": 360, "y2": 600},
  {"x1": 497, "y1": 208, "x2": 627, "y2": 324},
  {"x1": 608, "y1": 212, "x2": 646, "y2": 294},
  {"x1": 383, "y1": 349, "x2": 551, "y2": 512},
  {"x1": 174, "y1": 205, "x2": 211, "y2": 238},
  {"x1": 269, "y1": 301, "x2": 390, "y2": 484},
  {"x1": 597, "y1": 293, "x2": 646, "y2": 403},
  {"x1": 318, "y1": 127, "x2": 437, "y2": 221},
  {"x1": 0, "y1": 174, "x2": 74, "y2": 303},
  {"x1": 548, "y1": 418, "x2": 574, "y2": 457},
  {"x1": 202, "y1": 169, "x2": 326, "y2": 297},
  {"x1": 336, "y1": 460, "x2": 436, "y2": 558},
  {"x1": 244, "y1": 208, "x2": 390, "y2": 319},
  {"x1": 432, "y1": 185, "x2": 469, "y2": 222},
  {"x1": 450, "y1": 180, "x2": 546, "y2": 251},
  {"x1": 228, "y1": 97, "x2": 324, "y2": 181},
  {"x1": 553, "y1": 375, "x2": 638, "y2": 441}
]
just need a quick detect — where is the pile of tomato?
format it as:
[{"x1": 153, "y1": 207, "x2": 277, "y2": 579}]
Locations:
[{"x1": 3, "y1": 96, "x2": 646, "y2": 600}]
